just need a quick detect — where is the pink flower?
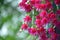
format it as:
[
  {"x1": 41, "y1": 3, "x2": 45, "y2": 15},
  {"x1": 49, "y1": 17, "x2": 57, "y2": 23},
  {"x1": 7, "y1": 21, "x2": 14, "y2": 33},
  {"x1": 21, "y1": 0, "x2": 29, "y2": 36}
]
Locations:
[
  {"x1": 39, "y1": 11, "x2": 47, "y2": 18},
  {"x1": 22, "y1": 0, "x2": 27, "y2": 3},
  {"x1": 37, "y1": 27, "x2": 45, "y2": 35},
  {"x1": 24, "y1": 15, "x2": 32, "y2": 22},
  {"x1": 55, "y1": 21, "x2": 60, "y2": 29},
  {"x1": 19, "y1": 2, "x2": 32, "y2": 12},
  {"x1": 30, "y1": 0, "x2": 40, "y2": 6},
  {"x1": 47, "y1": 12, "x2": 56, "y2": 21},
  {"x1": 56, "y1": 9, "x2": 60, "y2": 16},
  {"x1": 35, "y1": 15, "x2": 41, "y2": 19},
  {"x1": 50, "y1": 13, "x2": 56, "y2": 19},
  {"x1": 48, "y1": 27, "x2": 55, "y2": 34},
  {"x1": 28, "y1": 28, "x2": 36, "y2": 35},
  {"x1": 19, "y1": 2, "x2": 26, "y2": 8},
  {"x1": 34, "y1": 4, "x2": 41, "y2": 10},
  {"x1": 19, "y1": 0, "x2": 27, "y2": 6},
  {"x1": 40, "y1": 33, "x2": 47, "y2": 40},
  {"x1": 55, "y1": 0, "x2": 60, "y2": 5},
  {"x1": 30, "y1": 0, "x2": 35, "y2": 5},
  {"x1": 39, "y1": 27, "x2": 45, "y2": 33},
  {"x1": 52, "y1": 18, "x2": 57, "y2": 25},
  {"x1": 35, "y1": 19, "x2": 42, "y2": 27},
  {"x1": 21, "y1": 23, "x2": 28, "y2": 30},
  {"x1": 41, "y1": 17, "x2": 48, "y2": 25},
  {"x1": 24, "y1": 4, "x2": 32, "y2": 12},
  {"x1": 35, "y1": 4, "x2": 47, "y2": 10},
  {"x1": 46, "y1": 2, "x2": 52, "y2": 9},
  {"x1": 39, "y1": 4, "x2": 47, "y2": 10},
  {"x1": 45, "y1": 0, "x2": 50, "y2": 2},
  {"x1": 51, "y1": 33, "x2": 57, "y2": 40}
]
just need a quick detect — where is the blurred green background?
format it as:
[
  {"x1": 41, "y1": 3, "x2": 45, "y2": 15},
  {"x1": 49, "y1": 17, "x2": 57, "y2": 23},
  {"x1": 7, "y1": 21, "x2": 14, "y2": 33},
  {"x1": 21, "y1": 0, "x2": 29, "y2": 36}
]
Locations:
[
  {"x1": 0, "y1": 0, "x2": 33, "y2": 40},
  {"x1": 0, "y1": 0, "x2": 58, "y2": 40}
]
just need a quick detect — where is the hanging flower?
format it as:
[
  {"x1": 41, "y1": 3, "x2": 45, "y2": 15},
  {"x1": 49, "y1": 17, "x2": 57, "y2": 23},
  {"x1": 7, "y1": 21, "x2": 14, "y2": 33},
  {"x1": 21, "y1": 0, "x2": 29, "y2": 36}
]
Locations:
[
  {"x1": 21, "y1": 23, "x2": 28, "y2": 30},
  {"x1": 24, "y1": 15, "x2": 32, "y2": 22},
  {"x1": 28, "y1": 28, "x2": 37, "y2": 35}
]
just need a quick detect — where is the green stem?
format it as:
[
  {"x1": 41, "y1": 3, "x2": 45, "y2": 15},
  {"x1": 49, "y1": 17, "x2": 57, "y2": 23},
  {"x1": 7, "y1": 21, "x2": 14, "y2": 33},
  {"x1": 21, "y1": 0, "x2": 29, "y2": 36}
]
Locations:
[
  {"x1": 56, "y1": 5, "x2": 59, "y2": 10},
  {"x1": 32, "y1": 10, "x2": 34, "y2": 27}
]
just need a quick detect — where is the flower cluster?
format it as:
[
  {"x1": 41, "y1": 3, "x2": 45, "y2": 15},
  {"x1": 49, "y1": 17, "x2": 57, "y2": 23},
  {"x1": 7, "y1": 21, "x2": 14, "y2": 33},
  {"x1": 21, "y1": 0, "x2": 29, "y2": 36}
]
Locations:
[
  {"x1": 19, "y1": 0, "x2": 60, "y2": 40},
  {"x1": 55, "y1": 0, "x2": 60, "y2": 5},
  {"x1": 21, "y1": 11, "x2": 57, "y2": 40}
]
